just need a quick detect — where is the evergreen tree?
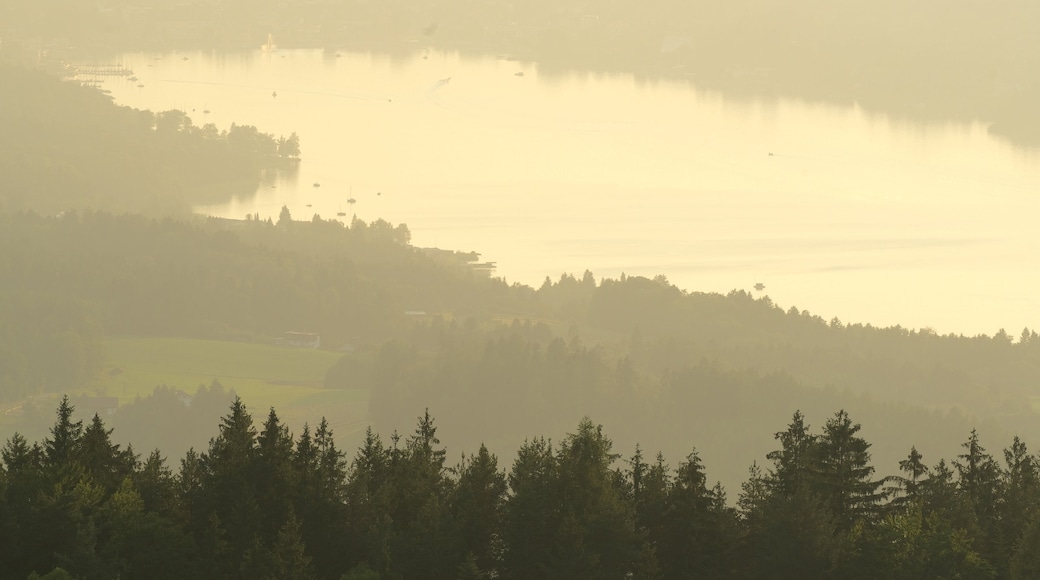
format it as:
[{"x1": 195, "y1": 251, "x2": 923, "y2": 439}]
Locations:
[
  {"x1": 814, "y1": 410, "x2": 885, "y2": 529},
  {"x1": 244, "y1": 508, "x2": 315, "y2": 580},
  {"x1": 43, "y1": 395, "x2": 83, "y2": 471},
  {"x1": 887, "y1": 446, "x2": 929, "y2": 512},
  {"x1": 295, "y1": 422, "x2": 349, "y2": 579},
  {"x1": 315, "y1": 417, "x2": 347, "y2": 502},
  {"x1": 133, "y1": 449, "x2": 178, "y2": 516},
  {"x1": 345, "y1": 427, "x2": 393, "y2": 577},
  {"x1": 1011, "y1": 514, "x2": 1040, "y2": 580},
  {"x1": 549, "y1": 419, "x2": 638, "y2": 579},
  {"x1": 2, "y1": 433, "x2": 42, "y2": 476},
  {"x1": 635, "y1": 452, "x2": 670, "y2": 539},
  {"x1": 199, "y1": 397, "x2": 261, "y2": 575},
  {"x1": 766, "y1": 410, "x2": 817, "y2": 497},
  {"x1": 628, "y1": 445, "x2": 647, "y2": 509},
  {"x1": 1, "y1": 433, "x2": 44, "y2": 575},
  {"x1": 96, "y1": 478, "x2": 196, "y2": 580},
  {"x1": 79, "y1": 413, "x2": 136, "y2": 496},
  {"x1": 744, "y1": 485, "x2": 836, "y2": 579},
  {"x1": 256, "y1": 407, "x2": 295, "y2": 547},
  {"x1": 392, "y1": 411, "x2": 460, "y2": 579},
  {"x1": 846, "y1": 501, "x2": 996, "y2": 580},
  {"x1": 658, "y1": 450, "x2": 738, "y2": 579},
  {"x1": 999, "y1": 437, "x2": 1040, "y2": 574},
  {"x1": 956, "y1": 430, "x2": 1002, "y2": 520},
  {"x1": 452, "y1": 444, "x2": 508, "y2": 574},
  {"x1": 746, "y1": 412, "x2": 842, "y2": 577},
  {"x1": 737, "y1": 461, "x2": 769, "y2": 527},
  {"x1": 502, "y1": 437, "x2": 557, "y2": 579},
  {"x1": 954, "y1": 429, "x2": 1003, "y2": 570}
]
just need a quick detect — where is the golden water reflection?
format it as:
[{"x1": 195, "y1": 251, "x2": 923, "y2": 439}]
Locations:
[{"x1": 104, "y1": 49, "x2": 1040, "y2": 336}]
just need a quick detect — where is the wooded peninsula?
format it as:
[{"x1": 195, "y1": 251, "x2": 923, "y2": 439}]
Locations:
[{"x1": 2, "y1": 18, "x2": 1039, "y2": 580}]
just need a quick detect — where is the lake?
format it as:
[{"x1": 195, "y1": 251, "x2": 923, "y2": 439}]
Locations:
[{"x1": 98, "y1": 48, "x2": 1040, "y2": 337}]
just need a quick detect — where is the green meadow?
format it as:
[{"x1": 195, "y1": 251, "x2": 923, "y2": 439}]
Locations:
[{"x1": 94, "y1": 337, "x2": 370, "y2": 436}]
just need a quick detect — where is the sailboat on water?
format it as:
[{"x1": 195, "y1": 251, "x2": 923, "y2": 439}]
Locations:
[
  {"x1": 261, "y1": 33, "x2": 277, "y2": 52},
  {"x1": 337, "y1": 187, "x2": 354, "y2": 217}
]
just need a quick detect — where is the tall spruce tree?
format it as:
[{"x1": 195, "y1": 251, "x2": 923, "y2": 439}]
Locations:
[
  {"x1": 44, "y1": 395, "x2": 83, "y2": 472},
  {"x1": 999, "y1": 436, "x2": 1040, "y2": 574},
  {"x1": 345, "y1": 427, "x2": 393, "y2": 577},
  {"x1": 79, "y1": 413, "x2": 136, "y2": 497},
  {"x1": 766, "y1": 410, "x2": 817, "y2": 497},
  {"x1": 659, "y1": 450, "x2": 738, "y2": 579},
  {"x1": 393, "y1": 411, "x2": 459, "y2": 579},
  {"x1": 255, "y1": 407, "x2": 295, "y2": 548},
  {"x1": 887, "y1": 446, "x2": 929, "y2": 513},
  {"x1": 955, "y1": 429, "x2": 1003, "y2": 571},
  {"x1": 550, "y1": 419, "x2": 638, "y2": 579},
  {"x1": 200, "y1": 397, "x2": 261, "y2": 575},
  {"x1": 814, "y1": 410, "x2": 885, "y2": 529},
  {"x1": 502, "y1": 437, "x2": 557, "y2": 580},
  {"x1": 452, "y1": 444, "x2": 508, "y2": 575}
]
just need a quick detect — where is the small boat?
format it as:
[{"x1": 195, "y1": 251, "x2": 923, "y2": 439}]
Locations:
[
  {"x1": 306, "y1": 204, "x2": 312, "y2": 208},
  {"x1": 137, "y1": 84, "x2": 144, "y2": 88},
  {"x1": 313, "y1": 182, "x2": 320, "y2": 188},
  {"x1": 754, "y1": 283, "x2": 766, "y2": 291},
  {"x1": 347, "y1": 198, "x2": 356, "y2": 204},
  {"x1": 262, "y1": 33, "x2": 277, "y2": 52},
  {"x1": 272, "y1": 91, "x2": 277, "y2": 98}
]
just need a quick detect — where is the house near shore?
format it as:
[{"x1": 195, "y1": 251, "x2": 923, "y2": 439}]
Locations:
[
  {"x1": 174, "y1": 389, "x2": 194, "y2": 408},
  {"x1": 74, "y1": 396, "x2": 119, "y2": 417},
  {"x1": 280, "y1": 331, "x2": 321, "y2": 348}
]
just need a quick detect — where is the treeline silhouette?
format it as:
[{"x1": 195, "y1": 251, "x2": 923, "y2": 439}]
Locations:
[
  {"x1": 0, "y1": 63, "x2": 297, "y2": 216},
  {"x1": 0, "y1": 209, "x2": 518, "y2": 403},
  {"x1": 3, "y1": 43, "x2": 1040, "y2": 517},
  {"x1": 3, "y1": 398, "x2": 1039, "y2": 579},
  {"x1": 356, "y1": 323, "x2": 997, "y2": 497},
  {"x1": 6, "y1": 210, "x2": 1040, "y2": 489}
]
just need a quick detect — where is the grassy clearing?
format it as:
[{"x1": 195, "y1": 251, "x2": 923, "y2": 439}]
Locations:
[{"x1": 91, "y1": 337, "x2": 370, "y2": 437}]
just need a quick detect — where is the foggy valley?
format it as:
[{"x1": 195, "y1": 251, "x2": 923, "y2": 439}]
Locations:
[{"x1": 1, "y1": 1, "x2": 1040, "y2": 578}]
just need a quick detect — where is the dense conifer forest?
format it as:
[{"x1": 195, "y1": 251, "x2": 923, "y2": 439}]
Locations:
[
  {"x1": 3, "y1": 204, "x2": 1039, "y2": 492},
  {"x1": 0, "y1": 63, "x2": 298, "y2": 216},
  {"x1": 3, "y1": 398, "x2": 1039, "y2": 579},
  {"x1": 3, "y1": 18, "x2": 1040, "y2": 578}
]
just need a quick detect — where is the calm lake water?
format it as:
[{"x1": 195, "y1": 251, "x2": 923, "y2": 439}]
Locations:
[{"x1": 100, "y1": 49, "x2": 1040, "y2": 337}]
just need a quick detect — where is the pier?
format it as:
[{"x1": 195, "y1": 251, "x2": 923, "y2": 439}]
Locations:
[{"x1": 72, "y1": 64, "x2": 134, "y2": 77}]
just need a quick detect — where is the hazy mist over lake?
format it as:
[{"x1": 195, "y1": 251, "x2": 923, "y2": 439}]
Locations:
[
  {"x1": 101, "y1": 48, "x2": 1040, "y2": 337},
  {"x1": 9, "y1": 0, "x2": 1040, "y2": 575}
]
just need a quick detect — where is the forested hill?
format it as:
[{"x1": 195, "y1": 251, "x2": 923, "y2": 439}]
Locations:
[
  {"x1": 2, "y1": 39, "x2": 1039, "y2": 505},
  {"x1": 3, "y1": 398, "x2": 1040, "y2": 579},
  {"x1": 0, "y1": 210, "x2": 521, "y2": 401},
  {"x1": 0, "y1": 62, "x2": 298, "y2": 216},
  {"x1": 3, "y1": 210, "x2": 1040, "y2": 490}
]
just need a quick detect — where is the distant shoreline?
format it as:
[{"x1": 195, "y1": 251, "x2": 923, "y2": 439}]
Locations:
[{"x1": 8, "y1": 9, "x2": 1039, "y2": 151}]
